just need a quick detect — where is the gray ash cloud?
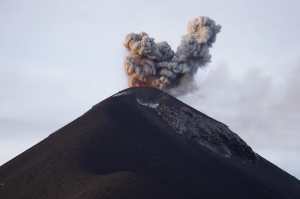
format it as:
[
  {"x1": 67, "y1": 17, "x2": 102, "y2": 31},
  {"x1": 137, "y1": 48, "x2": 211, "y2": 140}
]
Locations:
[{"x1": 123, "y1": 16, "x2": 221, "y2": 94}]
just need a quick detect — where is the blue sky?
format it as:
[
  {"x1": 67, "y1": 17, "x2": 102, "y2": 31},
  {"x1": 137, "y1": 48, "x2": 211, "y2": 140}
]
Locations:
[{"x1": 0, "y1": 0, "x2": 299, "y2": 178}]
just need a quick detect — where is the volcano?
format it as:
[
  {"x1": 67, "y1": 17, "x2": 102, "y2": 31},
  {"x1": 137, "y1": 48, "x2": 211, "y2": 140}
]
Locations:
[{"x1": 0, "y1": 87, "x2": 299, "y2": 199}]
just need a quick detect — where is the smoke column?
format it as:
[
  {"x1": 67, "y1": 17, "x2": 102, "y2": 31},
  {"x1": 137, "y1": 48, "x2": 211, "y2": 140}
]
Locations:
[{"x1": 123, "y1": 16, "x2": 221, "y2": 93}]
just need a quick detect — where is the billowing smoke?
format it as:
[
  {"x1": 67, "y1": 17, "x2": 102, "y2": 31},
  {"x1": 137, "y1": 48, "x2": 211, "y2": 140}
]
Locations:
[{"x1": 123, "y1": 16, "x2": 221, "y2": 93}]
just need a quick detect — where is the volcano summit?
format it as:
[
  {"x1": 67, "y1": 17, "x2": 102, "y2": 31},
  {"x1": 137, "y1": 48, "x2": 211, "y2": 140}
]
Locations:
[{"x1": 0, "y1": 87, "x2": 299, "y2": 199}]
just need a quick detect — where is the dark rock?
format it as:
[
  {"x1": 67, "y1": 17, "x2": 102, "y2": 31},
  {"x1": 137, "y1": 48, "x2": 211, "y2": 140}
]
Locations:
[{"x1": 0, "y1": 87, "x2": 299, "y2": 199}]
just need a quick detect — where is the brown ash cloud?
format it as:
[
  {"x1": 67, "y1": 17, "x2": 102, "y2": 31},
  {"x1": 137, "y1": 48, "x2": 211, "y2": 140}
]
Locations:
[{"x1": 123, "y1": 16, "x2": 221, "y2": 94}]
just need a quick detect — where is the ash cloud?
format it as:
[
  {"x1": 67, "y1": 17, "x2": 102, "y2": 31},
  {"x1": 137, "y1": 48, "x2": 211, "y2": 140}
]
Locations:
[
  {"x1": 123, "y1": 16, "x2": 221, "y2": 93},
  {"x1": 179, "y1": 63, "x2": 300, "y2": 178}
]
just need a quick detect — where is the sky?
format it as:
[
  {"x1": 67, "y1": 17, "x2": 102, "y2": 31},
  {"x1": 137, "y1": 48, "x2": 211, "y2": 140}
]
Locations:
[{"x1": 0, "y1": 0, "x2": 299, "y2": 178}]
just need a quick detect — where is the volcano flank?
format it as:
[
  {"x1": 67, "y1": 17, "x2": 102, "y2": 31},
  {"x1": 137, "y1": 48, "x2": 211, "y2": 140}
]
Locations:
[{"x1": 0, "y1": 87, "x2": 299, "y2": 199}]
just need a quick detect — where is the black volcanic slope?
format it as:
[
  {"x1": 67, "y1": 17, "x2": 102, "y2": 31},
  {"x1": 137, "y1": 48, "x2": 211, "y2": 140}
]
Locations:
[{"x1": 0, "y1": 88, "x2": 299, "y2": 199}]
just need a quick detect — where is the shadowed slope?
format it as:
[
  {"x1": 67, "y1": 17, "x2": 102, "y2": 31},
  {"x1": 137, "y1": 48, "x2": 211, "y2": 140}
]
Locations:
[{"x1": 0, "y1": 87, "x2": 299, "y2": 199}]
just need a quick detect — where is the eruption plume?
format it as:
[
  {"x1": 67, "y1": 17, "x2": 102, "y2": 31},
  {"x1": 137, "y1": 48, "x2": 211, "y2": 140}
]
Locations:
[{"x1": 123, "y1": 16, "x2": 221, "y2": 92}]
